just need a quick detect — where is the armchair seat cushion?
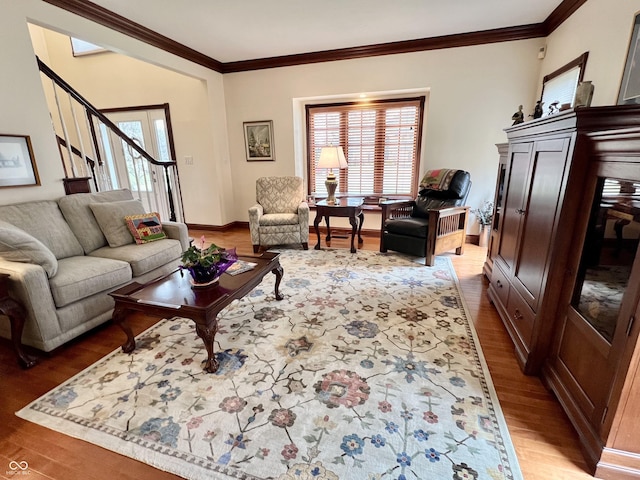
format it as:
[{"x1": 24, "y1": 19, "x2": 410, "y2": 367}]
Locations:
[
  {"x1": 259, "y1": 213, "x2": 300, "y2": 226},
  {"x1": 384, "y1": 218, "x2": 429, "y2": 238}
]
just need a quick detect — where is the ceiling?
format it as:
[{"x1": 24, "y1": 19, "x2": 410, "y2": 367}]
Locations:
[{"x1": 45, "y1": 0, "x2": 582, "y2": 71}]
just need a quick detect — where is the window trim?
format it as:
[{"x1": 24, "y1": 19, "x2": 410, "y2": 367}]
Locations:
[{"x1": 305, "y1": 96, "x2": 425, "y2": 199}]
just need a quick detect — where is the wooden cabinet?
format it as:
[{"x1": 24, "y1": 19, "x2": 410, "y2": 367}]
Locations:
[
  {"x1": 486, "y1": 105, "x2": 640, "y2": 478},
  {"x1": 489, "y1": 116, "x2": 583, "y2": 374}
]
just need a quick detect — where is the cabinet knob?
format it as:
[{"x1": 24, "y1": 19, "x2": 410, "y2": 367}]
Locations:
[
  {"x1": 516, "y1": 208, "x2": 526, "y2": 215},
  {"x1": 513, "y1": 309, "x2": 523, "y2": 320}
]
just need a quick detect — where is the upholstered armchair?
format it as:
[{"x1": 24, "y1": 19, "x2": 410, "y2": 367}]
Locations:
[
  {"x1": 248, "y1": 176, "x2": 310, "y2": 253},
  {"x1": 380, "y1": 169, "x2": 471, "y2": 266}
]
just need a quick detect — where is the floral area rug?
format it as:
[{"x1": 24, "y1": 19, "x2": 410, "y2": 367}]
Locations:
[{"x1": 17, "y1": 249, "x2": 522, "y2": 480}]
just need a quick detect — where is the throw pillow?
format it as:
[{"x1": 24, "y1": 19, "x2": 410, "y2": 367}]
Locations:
[
  {"x1": 125, "y1": 212, "x2": 167, "y2": 244},
  {"x1": 0, "y1": 220, "x2": 58, "y2": 277},
  {"x1": 89, "y1": 199, "x2": 145, "y2": 247}
]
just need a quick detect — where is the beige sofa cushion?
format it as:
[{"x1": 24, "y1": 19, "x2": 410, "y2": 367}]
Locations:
[
  {"x1": 0, "y1": 220, "x2": 58, "y2": 277},
  {"x1": 89, "y1": 238, "x2": 182, "y2": 277},
  {"x1": 58, "y1": 189, "x2": 134, "y2": 254},
  {"x1": 89, "y1": 199, "x2": 145, "y2": 247},
  {"x1": 0, "y1": 201, "x2": 84, "y2": 259},
  {"x1": 49, "y1": 255, "x2": 131, "y2": 308}
]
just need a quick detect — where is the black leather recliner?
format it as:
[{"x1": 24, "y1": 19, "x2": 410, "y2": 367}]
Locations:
[{"x1": 380, "y1": 169, "x2": 471, "y2": 266}]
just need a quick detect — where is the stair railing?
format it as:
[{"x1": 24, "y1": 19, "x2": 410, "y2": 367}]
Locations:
[{"x1": 37, "y1": 57, "x2": 184, "y2": 222}]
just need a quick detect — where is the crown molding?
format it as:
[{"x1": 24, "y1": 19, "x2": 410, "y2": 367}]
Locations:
[
  {"x1": 42, "y1": 0, "x2": 583, "y2": 74},
  {"x1": 42, "y1": 0, "x2": 224, "y2": 72},
  {"x1": 222, "y1": 24, "x2": 545, "y2": 73},
  {"x1": 542, "y1": 0, "x2": 589, "y2": 34}
]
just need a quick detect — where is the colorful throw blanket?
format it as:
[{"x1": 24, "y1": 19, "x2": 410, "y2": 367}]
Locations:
[{"x1": 419, "y1": 168, "x2": 458, "y2": 191}]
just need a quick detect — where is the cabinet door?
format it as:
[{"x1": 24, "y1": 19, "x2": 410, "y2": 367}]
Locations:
[
  {"x1": 551, "y1": 174, "x2": 640, "y2": 436},
  {"x1": 512, "y1": 138, "x2": 570, "y2": 310},
  {"x1": 496, "y1": 142, "x2": 531, "y2": 272}
]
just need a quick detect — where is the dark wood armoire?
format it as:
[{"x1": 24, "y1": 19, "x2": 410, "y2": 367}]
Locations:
[{"x1": 485, "y1": 106, "x2": 640, "y2": 478}]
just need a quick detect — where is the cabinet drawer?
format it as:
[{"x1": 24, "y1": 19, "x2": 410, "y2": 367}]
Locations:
[
  {"x1": 506, "y1": 288, "x2": 535, "y2": 349},
  {"x1": 491, "y1": 263, "x2": 510, "y2": 306}
]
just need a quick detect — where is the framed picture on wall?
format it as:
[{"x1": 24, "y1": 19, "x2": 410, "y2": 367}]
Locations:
[
  {"x1": 618, "y1": 13, "x2": 640, "y2": 104},
  {"x1": 243, "y1": 120, "x2": 275, "y2": 161},
  {"x1": 0, "y1": 135, "x2": 40, "y2": 188}
]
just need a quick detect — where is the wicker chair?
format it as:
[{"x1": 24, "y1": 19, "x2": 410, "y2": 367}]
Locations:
[{"x1": 380, "y1": 169, "x2": 471, "y2": 266}]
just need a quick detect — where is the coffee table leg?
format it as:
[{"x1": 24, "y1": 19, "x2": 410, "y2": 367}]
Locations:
[
  {"x1": 272, "y1": 264, "x2": 284, "y2": 300},
  {"x1": 195, "y1": 322, "x2": 219, "y2": 373},
  {"x1": 112, "y1": 305, "x2": 136, "y2": 353}
]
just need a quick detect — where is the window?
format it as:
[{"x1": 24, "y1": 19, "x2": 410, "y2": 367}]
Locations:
[{"x1": 306, "y1": 97, "x2": 424, "y2": 199}]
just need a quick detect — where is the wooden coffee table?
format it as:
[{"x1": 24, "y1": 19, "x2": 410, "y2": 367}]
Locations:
[{"x1": 109, "y1": 252, "x2": 283, "y2": 373}]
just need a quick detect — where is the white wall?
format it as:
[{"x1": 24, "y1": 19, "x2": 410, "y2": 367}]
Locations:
[
  {"x1": 0, "y1": 0, "x2": 233, "y2": 225},
  {"x1": 30, "y1": 26, "x2": 224, "y2": 225},
  {"x1": 539, "y1": 0, "x2": 640, "y2": 106},
  {"x1": 3, "y1": 0, "x2": 639, "y2": 232},
  {"x1": 224, "y1": 40, "x2": 545, "y2": 230}
]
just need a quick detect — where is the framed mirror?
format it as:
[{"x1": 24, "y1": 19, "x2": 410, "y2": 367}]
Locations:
[{"x1": 540, "y1": 52, "x2": 589, "y2": 115}]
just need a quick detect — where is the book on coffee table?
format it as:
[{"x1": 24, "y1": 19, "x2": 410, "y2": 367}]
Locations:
[{"x1": 226, "y1": 260, "x2": 258, "y2": 276}]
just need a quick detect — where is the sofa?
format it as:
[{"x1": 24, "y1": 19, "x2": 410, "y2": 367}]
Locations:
[{"x1": 0, "y1": 189, "x2": 189, "y2": 362}]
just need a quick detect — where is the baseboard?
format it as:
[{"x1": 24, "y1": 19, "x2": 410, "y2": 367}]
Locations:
[
  {"x1": 186, "y1": 221, "x2": 241, "y2": 231},
  {"x1": 187, "y1": 221, "x2": 476, "y2": 244},
  {"x1": 596, "y1": 448, "x2": 640, "y2": 479}
]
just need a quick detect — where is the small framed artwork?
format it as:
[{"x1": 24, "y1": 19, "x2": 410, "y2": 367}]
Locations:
[
  {"x1": 618, "y1": 13, "x2": 640, "y2": 104},
  {"x1": 243, "y1": 120, "x2": 275, "y2": 161},
  {"x1": 0, "y1": 135, "x2": 40, "y2": 188}
]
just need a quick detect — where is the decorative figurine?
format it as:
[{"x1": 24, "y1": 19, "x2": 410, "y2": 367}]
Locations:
[
  {"x1": 511, "y1": 105, "x2": 524, "y2": 125},
  {"x1": 530, "y1": 100, "x2": 544, "y2": 119},
  {"x1": 574, "y1": 81, "x2": 594, "y2": 108},
  {"x1": 548, "y1": 101, "x2": 560, "y2": 115}
]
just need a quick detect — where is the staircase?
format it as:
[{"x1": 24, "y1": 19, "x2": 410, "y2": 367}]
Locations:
[{"x1": 37, "y1": 57, "x2": 184, "y2": 222}]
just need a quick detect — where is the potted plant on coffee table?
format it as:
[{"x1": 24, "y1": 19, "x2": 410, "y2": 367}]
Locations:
[{"x1": 180, "y1": 236, "x2": 237, "y2": 287}]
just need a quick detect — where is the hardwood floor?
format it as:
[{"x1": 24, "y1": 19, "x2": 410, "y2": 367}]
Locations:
[{"x1": 0, "y1": 227, "x2": 595, "y2": 480}]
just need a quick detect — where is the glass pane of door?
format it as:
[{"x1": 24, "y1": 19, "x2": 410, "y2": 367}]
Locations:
[
  {"x1": 572, "y1": 177, "x2": 640, "y2": 343},
  {"x1": 117, "y1": 120, "x2": 153, "y2": 192}
]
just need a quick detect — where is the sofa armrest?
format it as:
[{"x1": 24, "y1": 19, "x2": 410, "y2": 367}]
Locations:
[
  {"x1": 162, "y1": 221, "x2": 190, "y2": 251},
  {"x1": 0, "y1": 259, "x2": 59, "y2": 347}
]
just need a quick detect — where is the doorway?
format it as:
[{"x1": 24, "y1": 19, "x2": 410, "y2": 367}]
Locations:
[{"x1": 99, "y1": 104, "x2": 177, "y2": 220}]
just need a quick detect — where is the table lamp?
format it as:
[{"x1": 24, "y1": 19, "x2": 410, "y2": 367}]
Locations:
[{"x1": 317, "y1": 146, "x2": 347, "y2": 205}]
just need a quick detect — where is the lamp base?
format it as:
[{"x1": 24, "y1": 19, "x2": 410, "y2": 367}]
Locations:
[{"x1": 325, "y1": 177, "x2": 338, "y2": 205}]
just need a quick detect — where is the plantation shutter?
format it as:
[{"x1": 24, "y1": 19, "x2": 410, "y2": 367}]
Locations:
[{"x1": 307, "y1": 97, "x2": 423, "y2": 198}]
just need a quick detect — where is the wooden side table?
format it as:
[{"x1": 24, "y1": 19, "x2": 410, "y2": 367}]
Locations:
[
  {"x1": 0, "y1": 273, "x2": 37, "y2": 368},
  {"x1": 313, "y1": 197, "x2": 364, "y2": 253}
]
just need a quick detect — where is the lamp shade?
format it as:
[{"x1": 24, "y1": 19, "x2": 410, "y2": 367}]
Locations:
[{"x1": 317, "y1": 146, "x2": 347, "y2": 170}]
